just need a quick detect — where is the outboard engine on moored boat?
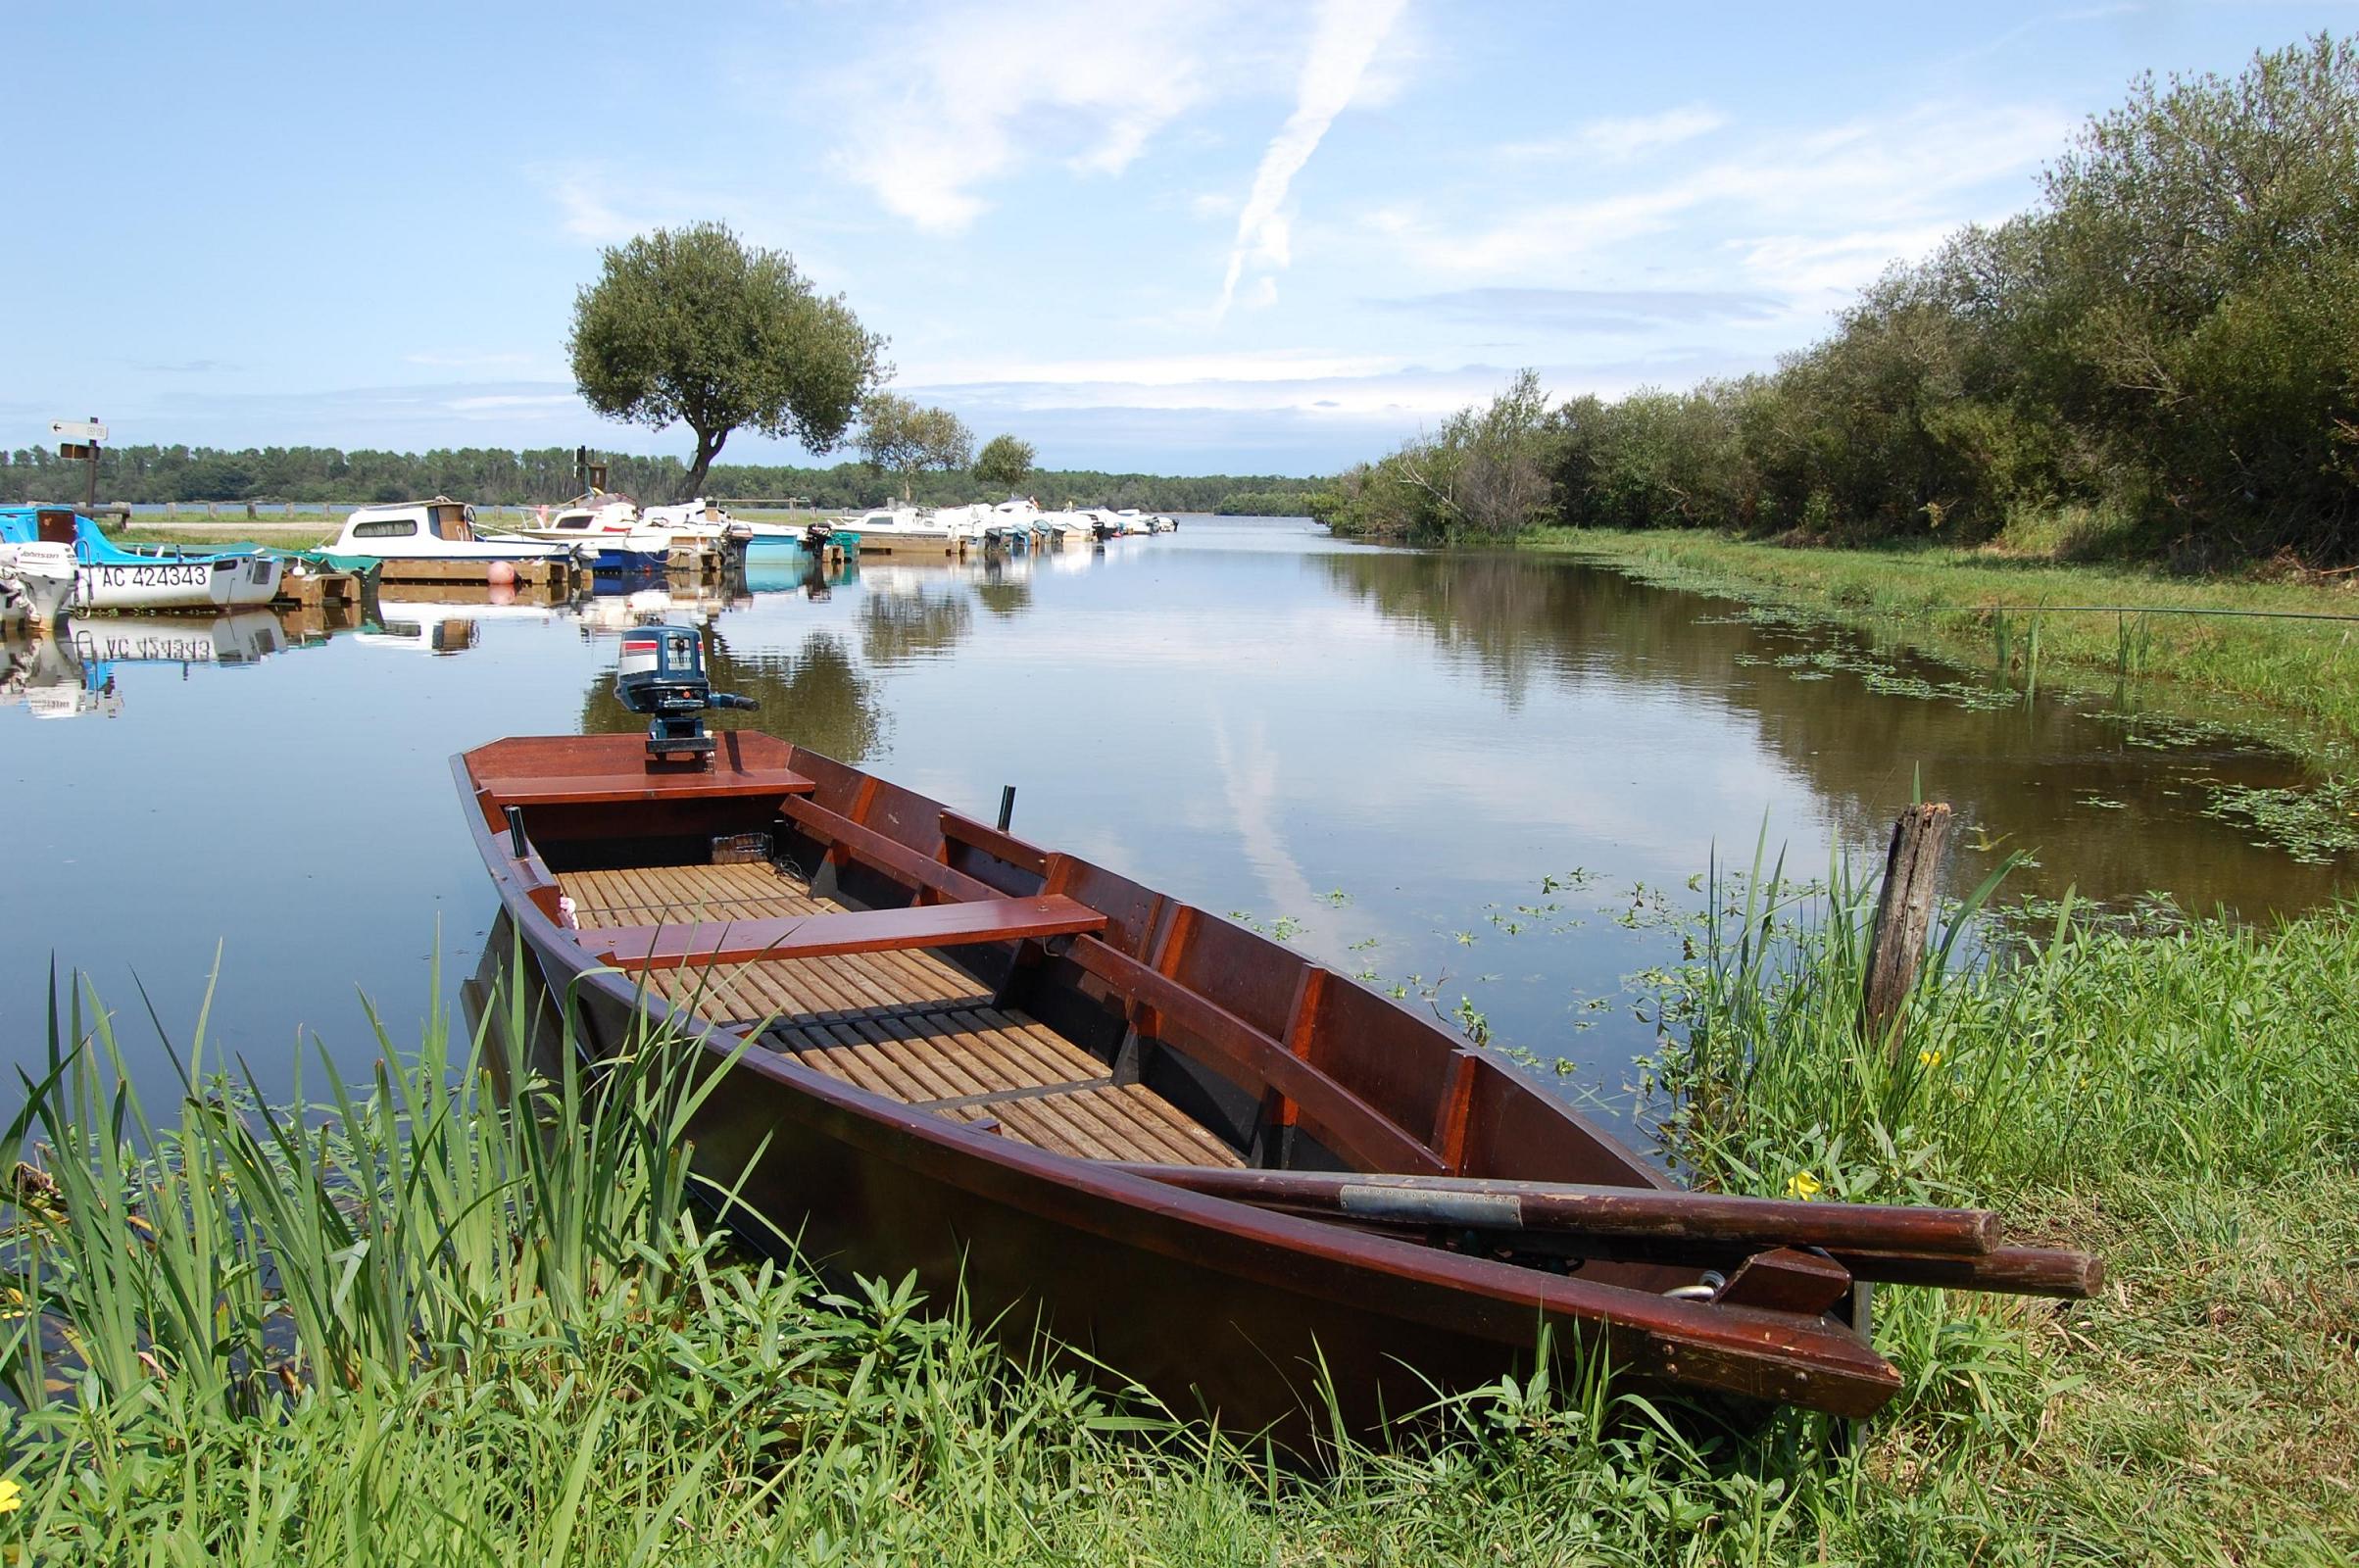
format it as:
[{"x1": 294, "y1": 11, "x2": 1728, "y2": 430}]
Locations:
[{"x1": 614, "y1": 623, "x2": 756, "y2": 763}]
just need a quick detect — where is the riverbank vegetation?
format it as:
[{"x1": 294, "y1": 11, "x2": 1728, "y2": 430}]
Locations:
[
  {"x1": 1532, "y1": 526, "x2": 2359, "y2": 760},
  {"x1": 5, "y1": 880, "x2": 2353, "y2": 1561},
  {"x1": 1316, "y1": 36, "x2": 2359, "y2": 572}
]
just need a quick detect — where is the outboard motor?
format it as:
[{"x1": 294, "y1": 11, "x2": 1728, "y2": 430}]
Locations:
[{"x1": 614, "y1": 623, "x2": 756, "y2": 764}]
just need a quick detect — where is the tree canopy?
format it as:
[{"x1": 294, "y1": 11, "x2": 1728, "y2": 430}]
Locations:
[
  {"x1": 972, "y1": 434, "x2": 1036, "y2": 492},
  {"x1": 568, "y1": 221, "x2": 886, "y2": 501},
  {"x1": 1316, "y1": 33, "x2": 2359, "y2": 566},
  {"x1": 856, "y1": 394, "x2": 973, "y2": 502}
]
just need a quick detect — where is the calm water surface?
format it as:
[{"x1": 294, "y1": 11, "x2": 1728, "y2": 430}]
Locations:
[{"x1": 3, "y1": 516, "x2": 2344, "y2": 1115}]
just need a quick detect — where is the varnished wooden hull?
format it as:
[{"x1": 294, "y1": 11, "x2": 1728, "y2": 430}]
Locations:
[{"x1": 459, "y1": 733, "x2": 1900, "y2": 1447}]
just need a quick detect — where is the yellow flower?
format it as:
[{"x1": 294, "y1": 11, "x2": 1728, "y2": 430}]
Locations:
[
  {"x1": 1786, "y1": 1170, "x2": 1823, "y2": 1201},
  {"x1": 0, "y1": 1476, "x2": 22, "y2": 1514},
  {"x1": 1919, "y1": 1049, "x2": 1943, "y2": 1069}
]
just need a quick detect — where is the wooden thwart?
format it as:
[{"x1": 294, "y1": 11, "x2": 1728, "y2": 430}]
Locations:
[
  {"x1": 590, "y1": 894, "x2": 1108, "y2": 971},
  {"x1": 486, "y1": 769, "x2": 814, "y2": 808}
]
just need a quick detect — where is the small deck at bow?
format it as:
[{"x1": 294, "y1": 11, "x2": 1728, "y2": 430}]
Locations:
[{"x1": 557, "y1": 861, "x2": 1241, "y2": 1168}]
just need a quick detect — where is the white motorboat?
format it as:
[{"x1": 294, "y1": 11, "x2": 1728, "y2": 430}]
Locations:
[
  {"x1": 831, "y1": 506, "x2": 956, "y2": 552},
  {"x1": 1030, "y1": 510, "x2": 1097, "y2": 545},
  {"x1": 641, "y1": 497, "x2": 749, "y2": 544},
  {"x1": 489, "y1": 493, "x2": 745, "y2": 565},
  {"x1": 328, "y1": 499, "x2": 588, "y2": 564},
  {"x1": 2, "y1": 504, "x2": 284, "y2": 612}
]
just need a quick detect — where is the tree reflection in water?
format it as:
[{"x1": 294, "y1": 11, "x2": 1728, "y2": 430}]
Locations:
[
  {"x1": 577, "y1": 626, "x2": 885, "y2": 762},
  {"x1": 860, "y1": 585, "x2": 973, "y2": 666},
  {"x1": 1316, "y1": 550, "x2": 2342, "y2": 918}
]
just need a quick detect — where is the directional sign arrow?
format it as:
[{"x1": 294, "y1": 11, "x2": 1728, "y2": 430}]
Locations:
[{"x1": 50, "y1": 419, "x2": 108, "y2": 443}]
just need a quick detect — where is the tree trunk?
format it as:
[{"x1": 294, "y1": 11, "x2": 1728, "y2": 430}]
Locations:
[{"x1": 680, "y1": 426, "x2": 730, "y2": 502}]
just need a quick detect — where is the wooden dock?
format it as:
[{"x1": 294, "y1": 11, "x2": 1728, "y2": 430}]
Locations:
[
  {"x1": 370, "y1": 558, "x2": 581, "y2": 591},
  {"x1": 273, "y1": 568, "x2": 368, "y2": 612}
]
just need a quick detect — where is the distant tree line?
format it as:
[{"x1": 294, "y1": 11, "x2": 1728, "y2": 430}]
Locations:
[
  {"x1": 1315, "y1": 35, "x2": 2359, "y2": 568},
  {"x1": 0, "y1": 441, "x2": 1325, "y2": 514}
]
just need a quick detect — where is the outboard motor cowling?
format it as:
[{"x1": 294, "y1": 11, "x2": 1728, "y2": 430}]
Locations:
[{"x1": 614, "y1": 624, "x2": 756, "y2": 764}]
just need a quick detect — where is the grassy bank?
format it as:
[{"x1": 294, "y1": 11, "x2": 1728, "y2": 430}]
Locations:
[
  {"x1": 3, "y1": 898, "x2": 2355, "y2": 1563},
  {"x1": 1529, "y1": 526, "x2": 2359, "y2": 763},
  {"x1": 112, "y1": 525, "x2": 339, "y2": 550}
]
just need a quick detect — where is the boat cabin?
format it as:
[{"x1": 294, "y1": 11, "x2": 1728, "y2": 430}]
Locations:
[
  {"x1": 336, "y1": 499, "x2": 478, "y2": 547},
  {"x1": 540, "y1": 494, "x2": 639, "y2": 533}
]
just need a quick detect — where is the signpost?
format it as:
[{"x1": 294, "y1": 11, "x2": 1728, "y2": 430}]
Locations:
[{"x1": 51, "y1": 417, "x2": 106, "y2": 511}]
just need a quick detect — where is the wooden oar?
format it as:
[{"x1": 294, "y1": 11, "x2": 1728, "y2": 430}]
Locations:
[
  {"x1": 1116, "y1": 1164, "x2": 2103, "y2": 1300},
  {"x1": 1828, "y1": 1245, "x2": 2102, "y2": 1298},
  {"x1": 1113, "y1": 1163, "x2": 2000, "y2": 1257}
]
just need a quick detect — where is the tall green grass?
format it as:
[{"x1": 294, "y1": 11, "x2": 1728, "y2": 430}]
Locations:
[
  {"x1": 1645, "y1": 842, "x2": 2359, "y2": 1205},
  {"x1": 3, "y1": 900, "x2": 2354, "y2": 1563}
]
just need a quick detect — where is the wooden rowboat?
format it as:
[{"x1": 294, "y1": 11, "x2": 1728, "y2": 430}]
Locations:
[{"x1": 454, "y1": 730, "x2": 2094, "y2": 1445}]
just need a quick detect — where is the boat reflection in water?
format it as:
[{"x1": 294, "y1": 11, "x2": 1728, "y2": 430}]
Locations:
[
  {"x1": 744, "y1": 555, "x2": 857, "y2": 599},
  {"x1": 1, "y1": 611, "x2": 290, "y2": 718},
  {"x1": 575, "y1": 576, "x2": 750, "y2": 637},
  {"x1": 356, "y1": 596, "x2": 575, "y2": 656}
]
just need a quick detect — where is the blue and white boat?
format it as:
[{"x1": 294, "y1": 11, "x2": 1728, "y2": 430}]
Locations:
[{"x1": 0, "y1": 504, "x2": 285, "y2": 612}]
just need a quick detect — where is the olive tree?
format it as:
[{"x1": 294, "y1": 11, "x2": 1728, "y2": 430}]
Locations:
[
  {"x1": 857, "y1": 393, "x2": 973, "y2": 502},
  {"x1": 569, "y1": 221, "x2": 886, "y2": 500},
  {"x1": 973, "y1": 434, "x2": 1036, "y2": 491}
]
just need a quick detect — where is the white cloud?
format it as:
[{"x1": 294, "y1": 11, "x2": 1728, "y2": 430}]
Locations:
[
  {"x1": 1500, "y1": 105, "x2": 1727, "y2": 164},
  {"x1": 1384, "y1": 100, "x2": 2072, "y2": 294},
  {"x1": 547, "y1": 172, "x2": 645, "y2": 245},
  {"x1": 901, "y1": 348, "x2": 1411, "y2": 387},
  {"x1": 829, "y1": 1, "x2": 1227, "y2": 233},
  {"x1": 1214, "y1": 0, "x2": 1408, "y2": 318}
]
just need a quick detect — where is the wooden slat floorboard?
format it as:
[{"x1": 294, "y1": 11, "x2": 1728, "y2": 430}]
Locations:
[{"x1": 564, "y1": 860, "x2": 1240, "y2": 1168}]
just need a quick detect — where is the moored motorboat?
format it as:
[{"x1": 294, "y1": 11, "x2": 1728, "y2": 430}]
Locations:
[
  {"x1": 477, "y1": 493, "x2": 671, "y2": 573},
  {"x1": 453, "y1": 634, "x2": 2098, "y2": 1448},
  {"x1": 0, "y1": 505, "x2": 285, "y2": 612},
  {"x1": 737, "y1": 516, "x2": 826, "y2": 555},
  {"x1": 328, "y1": 499, "x2": 590, "y2": 566},
  {"x1": 830, "y1": 506, "x2": 954, "y2": 554}
]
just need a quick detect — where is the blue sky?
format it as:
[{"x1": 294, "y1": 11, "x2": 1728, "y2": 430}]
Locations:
[{"x1": 6, "y1": 1, "x2": 2350, "y2": 475}]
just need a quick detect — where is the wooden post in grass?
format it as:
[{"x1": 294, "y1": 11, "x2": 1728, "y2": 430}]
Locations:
[{"x1": 1861, "y1": 803, "x2": 1951, "y2": 1055}]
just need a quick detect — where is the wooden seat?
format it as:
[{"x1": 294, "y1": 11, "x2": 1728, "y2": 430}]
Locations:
[
  {"x1": 589, "y1": 894, "x2": 1107, "y2": 971},
  {"x1": 480, "y1": 767, "x2": 813, "y2": 808}
]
